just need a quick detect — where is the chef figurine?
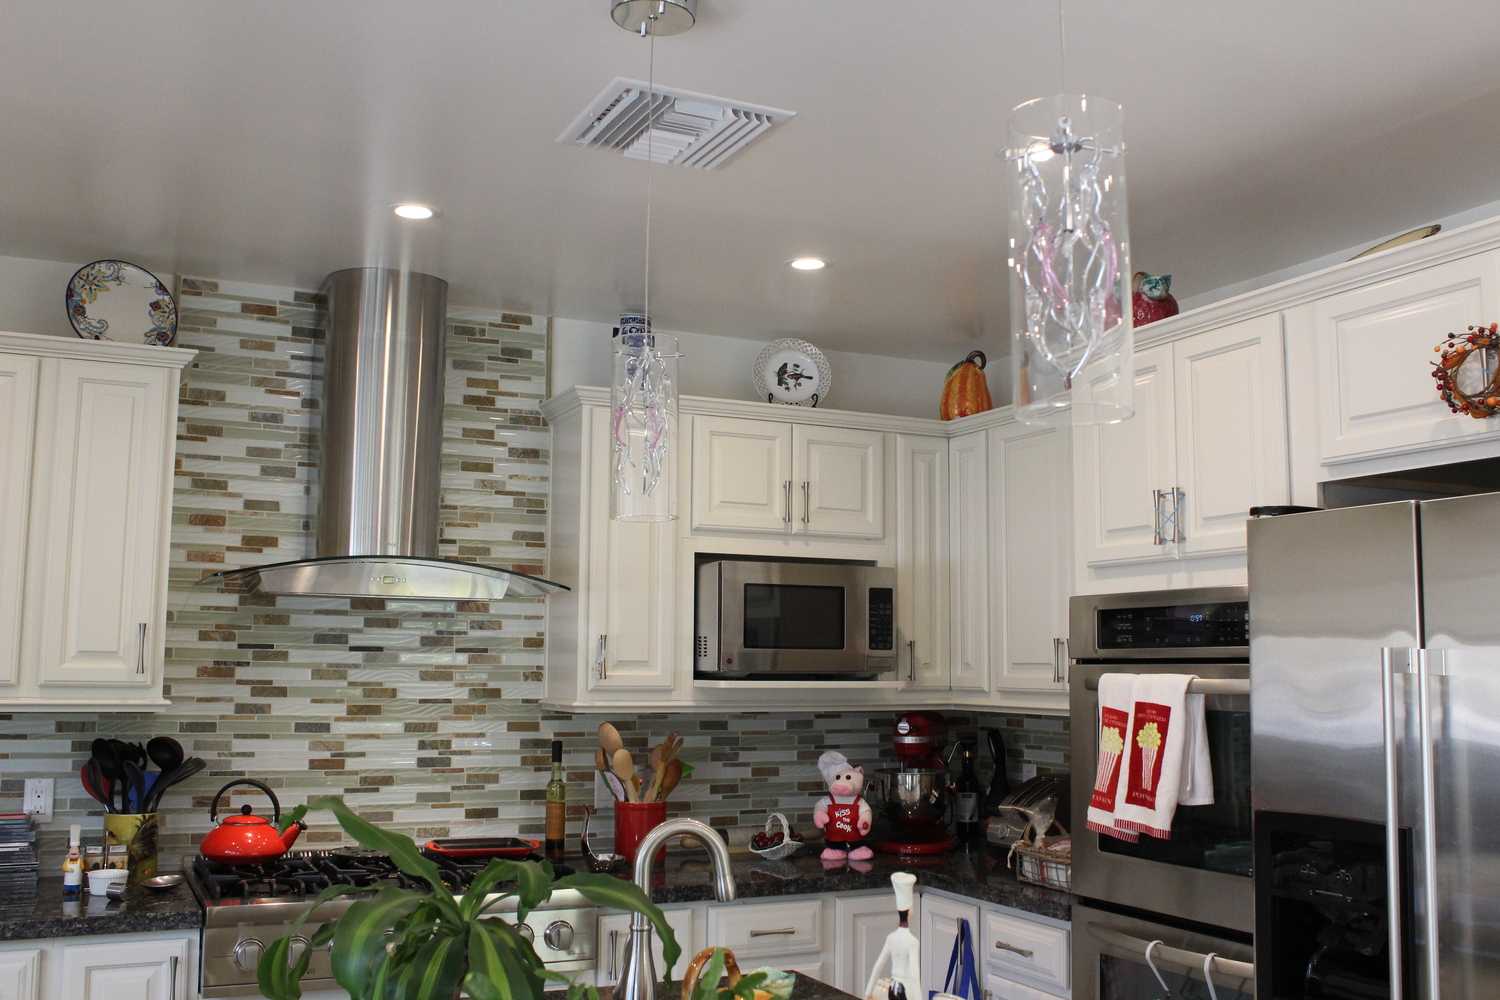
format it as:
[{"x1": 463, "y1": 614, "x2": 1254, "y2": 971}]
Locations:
[
  {"x1": 814, "y1": 750, "x2": 874, "y2": 861},
  {"x1": 863, "y1": 872, "x2": 922, "y2": 1000}
]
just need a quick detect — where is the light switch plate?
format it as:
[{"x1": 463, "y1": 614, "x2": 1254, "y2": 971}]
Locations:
[{"x1": 23, "y1": 778, "x2": 53, "y2": 822}]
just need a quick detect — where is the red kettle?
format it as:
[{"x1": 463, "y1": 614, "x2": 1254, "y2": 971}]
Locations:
[{"x1": 200, "y1": 779, "x2": 304, "y2": 863}]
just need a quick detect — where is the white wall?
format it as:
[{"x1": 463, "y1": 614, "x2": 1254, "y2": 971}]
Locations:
[
  {"x1": 551, "y1": 316, "x2": 961, "y2": 419},
  {"x1": 0, "y1": 255, "x2": 90, "y2": 336}
]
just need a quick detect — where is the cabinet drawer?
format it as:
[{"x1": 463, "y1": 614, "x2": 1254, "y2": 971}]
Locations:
[
  {"x1": 707, "y1": 898, "x2": 823, "y2": 957},
  {"x1": 981, "y1": 910, "x2": 1069, "y2": 994},
  {"x1": 984, "y1": 970, "x2": 1065, "y2": 1000}
]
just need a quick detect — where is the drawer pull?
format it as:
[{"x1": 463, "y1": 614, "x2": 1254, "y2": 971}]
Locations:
[
  {"x1": 749, "y1": 927, "x2": 799, "y2": 938},
  {"x1": 993, "y1": 940, "x2": 1035, "y2": 959}
]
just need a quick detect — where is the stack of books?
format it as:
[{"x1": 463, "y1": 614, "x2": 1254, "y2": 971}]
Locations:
[{"x1": 0, "y1": 813, "x2": 39, "y2": 893}]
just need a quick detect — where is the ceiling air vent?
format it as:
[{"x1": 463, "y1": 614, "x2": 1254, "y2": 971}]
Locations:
[{"x1": 558, "y1": 77, "x2": 795, "y2": 170}]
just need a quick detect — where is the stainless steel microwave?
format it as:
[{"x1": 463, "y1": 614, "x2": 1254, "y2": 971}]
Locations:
[{"x1": 694, "y1": 559, "x2": 896, "y2": 678}]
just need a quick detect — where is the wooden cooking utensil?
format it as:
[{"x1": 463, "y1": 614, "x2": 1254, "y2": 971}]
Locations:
[
  {"x1": 656, "y1": 757, "x2": 683, "y2": 801},
  {"x1": 611, "y1": 747, "x2": 638, "y2": 802},
  {"x1": 598, "y1": 722, "x2": 624, "y2": 759}
]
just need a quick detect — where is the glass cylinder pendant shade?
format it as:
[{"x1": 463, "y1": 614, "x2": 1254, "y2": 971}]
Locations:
[
  {"x1": 1007, "y1": 94, "x2": 1134, "y2": 426},
  {"x1": 610, "y1": 318, "x2": 678, "y2": 521}
]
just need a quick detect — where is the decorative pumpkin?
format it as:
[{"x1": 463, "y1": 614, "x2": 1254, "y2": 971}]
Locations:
[
  {"x1": 1132, "y1": 271, "x2": 1180, "y2": 327},
  {"x1": 940, "y1": 350, "x2": 994, "y2": 421}
]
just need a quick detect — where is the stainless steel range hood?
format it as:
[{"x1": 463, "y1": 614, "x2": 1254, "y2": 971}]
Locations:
[{"x1": 206, "y1": 267, "x2": 566, "y2": 600}]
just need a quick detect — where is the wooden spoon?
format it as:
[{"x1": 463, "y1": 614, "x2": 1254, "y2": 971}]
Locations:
[
  {"x1": 656, "y1": 758, "x2": 683, "y2": 801},
  {"x1": 598, "y1": 722, "x2": 624, "y2": 759},
  {"x1": 611, "y1": 747, "x2": 638, "y2": 802}
]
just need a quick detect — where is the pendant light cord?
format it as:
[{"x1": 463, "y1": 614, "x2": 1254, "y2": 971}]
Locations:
[
  {"x1": 643, "y1": 28, "x2": 656, "y2": 330},
  {"x1": 1056, "y1": 0, "x2": 1067, "y2": 93}
]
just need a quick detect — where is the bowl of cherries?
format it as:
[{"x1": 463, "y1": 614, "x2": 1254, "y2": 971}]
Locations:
[{"x1": 748, "y1": 812, "x2": 803, "y2": 861}]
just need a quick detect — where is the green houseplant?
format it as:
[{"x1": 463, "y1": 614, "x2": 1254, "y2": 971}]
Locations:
[{"x1": 256, "y1": 798, "x2": 680, "y2": 1000}]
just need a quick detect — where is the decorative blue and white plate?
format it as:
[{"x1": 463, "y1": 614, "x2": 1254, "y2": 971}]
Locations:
[
  {"x1": 66, "y1": 259, "x2": 178, "y2": 346},
  {"x1": 752, "y1": 338, "x2": 831, "y2": 407}
]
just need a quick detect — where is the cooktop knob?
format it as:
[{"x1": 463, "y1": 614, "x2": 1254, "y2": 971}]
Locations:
[
  {"x1": 233, "y1": 938, "x2": 264, "y2": 972},
  {"x1": 544, "y1": 920, "x2": 574, "y2": 950},
  {"x1": 517, "y1": 922, "x2": 535, "y2": 943}
]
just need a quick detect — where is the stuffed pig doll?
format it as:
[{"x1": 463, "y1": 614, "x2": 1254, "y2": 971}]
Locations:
[{"x1": 813, "y1": 750, "x2": 874, "y2": 861}]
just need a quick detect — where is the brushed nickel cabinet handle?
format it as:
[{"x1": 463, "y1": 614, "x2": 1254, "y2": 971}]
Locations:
[
  {"x1": 908, "y1": 639, "x2": 917, "y2": 682},
  {"x1": 1152, "y1": 489, "x2": 1165, "y2": 545},
  {"x1": 993, "y1": 940, "x2": 1035, "y2": 958},
  {"x1": 1052, "y1": 637, "x2": 1063, "y2": 684},
  {"x1": 608, "y1": 929, "x2": 619, "y2": 980},
  {"x1": 137, "y1": 623, "x2": 147, "y2": 675},
  {"x1": 749, "y1": 927, "x2": 798, "y2": 937},
  {"x1": 595, "y1": 634, "x2": 608, "y2": 680},
  {"x1": 783, "y1": 480, "x2": 792, "y2": 525},
  {"x1": 801, "y1": 481, "x2": 810, "y2": 526},
  {"x1": 169, "y1": 955, "x2": 179, "y2": 1000},
  {"x1": 1172, "y1": 487, "x2": 1185, "y2": 544}
]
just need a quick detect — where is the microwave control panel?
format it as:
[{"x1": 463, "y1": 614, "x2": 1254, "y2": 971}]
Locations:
[{"x1": 868, "y1": 587, "x2": 894, "y2": 650}]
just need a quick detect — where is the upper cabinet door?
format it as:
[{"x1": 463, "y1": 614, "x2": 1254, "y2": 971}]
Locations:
[
  {"x1": 29, "y1": 360, "x2": 170, "y2": 690},
  {"x1": 1073, "y1": 343, "x2": 1176, "y2": 566},
  {"x1": 1314, "y1": 252, "x2": 1500, "y2": 463},
  {"x1": 0, "y1": 355, "x2": 39, "y2": 689},
  {"x1": 991, "y1": 421, "x2": 1071, "y2": 692},
  {"x1": 1174, "y1": 314, "x2": 1289, "y2": 557},
  {"x1": 585, "y1": 408, "x2": 677, "y2": 693},
  {"x1": 691, "y1": 416, "x2": 793, "y2": 534},
  {"x1": 948, "y1": 431, "x2": 990, "y2": 694},
  {"x1": 896, "y1": 435, "x2": 949, "y2": 689},
  {"x1": 794, "y1": 425, "x2": 885, "y2": 538}
]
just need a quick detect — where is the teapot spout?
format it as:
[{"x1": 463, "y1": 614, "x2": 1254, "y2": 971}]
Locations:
[{"x1": 280, "y1": 820, "x2": 305, "y2": 851}]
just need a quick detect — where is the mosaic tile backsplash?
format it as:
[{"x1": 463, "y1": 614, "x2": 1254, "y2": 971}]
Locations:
[{"x1": 0, "y1": 276, "x2": 1069, "y2": 867}]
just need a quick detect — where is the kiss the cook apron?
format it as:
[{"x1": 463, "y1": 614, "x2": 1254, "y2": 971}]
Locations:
[{"x1": 824, "y1": 794, "x2": 865, "y2": 844}]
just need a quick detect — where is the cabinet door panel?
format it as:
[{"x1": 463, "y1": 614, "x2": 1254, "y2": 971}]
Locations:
[
  {"x1": 0, "y1": 948, "x2": 40, "y2": 1000},
  {"x1": 949, "y1": 433, "x2": 990, "y2": 694},
  {"x1": 31, "y1": 360, "x2": 169, "y2": 689},
  {"x1": 60, "y1": 937, "x2": 188, "y2": 1000},
  {"x1": 1314, "y1": 252, "x2": 1500, "y2": 462},
  {"x1": 992, "y1": 423, "x2": 1070, "y2": 692},
  {"x1": 835, "y1": 892, "x2": 898, "y2": 995},
  {"x1": 1174, "y1": 314, "x2": 1289, "y2": 557},
  {"x1": 795, "y1": 426, "x2": 885, "y2": 538},
  {"x1": 586, "y1": 408, "x2": 676, "y2": 692},
  {"x1": 597, "y1": 906, "x2": 697, "y2": 986},
  {"x1": 1073, "y1": 344, "x2": 1175, "y2": 566},
  {"x1": 919, "y1": 893, "x2": 981, "y2": 998},
  {"x1": 897, "y1": 436, "x2": 949, "y2": 689},
  {"x1": 691, "y1": 416, "x2": 792, "y2": 534},
  {"x1": 0, "y1": 356, "x2": 39, "y2": 689}
]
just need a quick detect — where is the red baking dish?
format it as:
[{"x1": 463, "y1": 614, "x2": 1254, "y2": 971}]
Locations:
[{"x1": 423, "y1": 837, "x2": 541, "y2": 859}]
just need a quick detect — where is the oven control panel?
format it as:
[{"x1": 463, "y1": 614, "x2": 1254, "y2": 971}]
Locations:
[{"x1": 1097, "y1": 601, "x2": 1249, "y2": 649}]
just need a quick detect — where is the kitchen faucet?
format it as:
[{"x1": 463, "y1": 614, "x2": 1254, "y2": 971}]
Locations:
[{"x1": 617, "y1": 818, "x2": 737, "y2": 1000}]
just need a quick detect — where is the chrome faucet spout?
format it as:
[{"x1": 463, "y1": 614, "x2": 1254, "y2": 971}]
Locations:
[{"x1": 617, "y1": 818, "x2": 737, "y2": 1000}]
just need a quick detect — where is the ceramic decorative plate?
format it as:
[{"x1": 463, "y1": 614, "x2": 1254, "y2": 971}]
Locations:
[
  {"x1": 1349, "y1": 224, "x2": 1441, "y2": 261},
  {"x1": 66, "y1": 259, "x2": 178, "y2": 346},
  {"x1": 752, "y1": 338, "x2": 832, "y2": 407}
]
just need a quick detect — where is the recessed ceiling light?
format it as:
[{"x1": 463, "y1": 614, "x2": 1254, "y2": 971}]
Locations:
[
  {"x1": 789, "y1": 256, "x2": 827, "y2": 271},
  {"x1": 393, "y1": 203, "x2": 435, "y2": 220}
]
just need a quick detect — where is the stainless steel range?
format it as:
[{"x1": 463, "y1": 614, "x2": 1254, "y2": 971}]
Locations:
[{"x1": 188, "y1": 849, "x2": 597, "y2": 998}]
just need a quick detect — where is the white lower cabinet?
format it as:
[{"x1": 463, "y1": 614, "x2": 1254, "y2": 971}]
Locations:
[
  {"x1": 834, "y1": 891, "x2": 899, "y2": 995},
  {"x1": 983, "y1": 970, "x2": 1061, "y2": 1000},
  {"x1": 920, "y1": 891, "x2": 981, "y2": 995},
  {"x1": 919, "y1": 890, "x2": 1069, "y2": 1000},
  {"x1": 0, "y1": 932, "x2": 196, "y2": 1000},
  {"x1": 598, "y1": 905, "x2": 700, "y2": 986}
]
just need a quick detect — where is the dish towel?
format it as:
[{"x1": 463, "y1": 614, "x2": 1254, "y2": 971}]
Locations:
[
  {"x1": 1085, "y1": 673, "x2": 1138, "y2": 842},
  {"x1": 1113, "y1": 674, "x2": 1214, "y2": 839}
]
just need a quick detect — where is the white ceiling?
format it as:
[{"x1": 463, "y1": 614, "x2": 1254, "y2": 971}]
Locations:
[{"x1": 4, "y1": 1, "x2": 1500, "y2": 361}]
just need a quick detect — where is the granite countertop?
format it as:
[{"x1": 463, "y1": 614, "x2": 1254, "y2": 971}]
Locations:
[
  {"x1": 638, "y1": 843, "x2": 1071, "y2": 922},
  {"x1": 591, "y1": 972, "x2": 855, "y2": 1000},
  {"x1": 0, "y1": 877, "x2": 203, "y2": 941}
]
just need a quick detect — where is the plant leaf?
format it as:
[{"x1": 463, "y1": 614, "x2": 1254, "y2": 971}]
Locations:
[
  {"x1": 380, "y1": 927, "x2": 467, "y2": 1000},
  {"x1": 255, "y1": 882, "x2": 364, "y2": 1000},
  {"x1": 730, "y1": 970, "x2": 771, "y2": 1000},
  {"x1": 551, "y1": 873, "x2": 682, "y2": 978},
  {"x1": 307, "y1": 797, "x2": 463, "y2": 923},
  {"x1": 277, "y1": 803, "x2": 309, "y2": 834},
  {"x1": 330, "y1": 887, "x2": 425, "y2": 998},
  {"x1": 691, "y1": 948, "x2": 727, "y2": 1000},
  {"x1": 541, "y1": 968, "x2": 601, "y2": 1000},
  {"x1": 462, "y1": 858, "x2": 554, "y2": 923},
  {"x1": 464, "y1": 920, "x2": 544, "y2": 1000}
]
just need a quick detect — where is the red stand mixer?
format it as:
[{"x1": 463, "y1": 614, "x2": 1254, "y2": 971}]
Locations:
[{"x1": 870, "y1": 711, "x2": 958, "y2": 856}]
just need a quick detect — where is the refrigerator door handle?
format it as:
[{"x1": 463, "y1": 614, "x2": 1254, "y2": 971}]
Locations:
[
  {"x1": 1380, "y1": 646, "x2": 1406, "y2": 1000},
  {"x1": 1415, "y1": 647, "x2": 1441, "y2": 999}
]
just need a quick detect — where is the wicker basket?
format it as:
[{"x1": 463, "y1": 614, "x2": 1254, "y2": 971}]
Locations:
[
  {"x1": 1010, "y1": 838, "x2": 1072, "y2": 892},
  {"x1": 748, "y1": 812, "x2": 802, "y2": 861}
]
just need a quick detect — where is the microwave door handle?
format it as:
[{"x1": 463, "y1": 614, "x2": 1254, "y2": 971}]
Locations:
[{"x1": 1380, "y1": 647, "x2": 1406, "y2": 1000}]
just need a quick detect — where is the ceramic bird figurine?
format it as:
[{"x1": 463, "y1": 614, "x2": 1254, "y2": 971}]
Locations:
[{"x1": 1132, "y1": 272, "x2": 1180, "y2": 327}]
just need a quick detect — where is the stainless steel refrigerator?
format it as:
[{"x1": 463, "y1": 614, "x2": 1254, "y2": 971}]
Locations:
[{"x1": 1249, "y1": 494, "x2": 1500, "y2": 1000}]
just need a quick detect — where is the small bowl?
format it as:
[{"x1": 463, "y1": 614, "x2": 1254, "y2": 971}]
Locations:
[{"x1": 87, "y1": 868, "x2": 128, "y2": 898}]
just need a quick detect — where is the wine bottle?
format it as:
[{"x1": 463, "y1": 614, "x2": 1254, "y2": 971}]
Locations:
[
  {"x1": 954, "y1": 742, "x2": 981, "y2": 841},
  {"x1": 545, "y1": 739, "x2": 566, "y2": 861}
]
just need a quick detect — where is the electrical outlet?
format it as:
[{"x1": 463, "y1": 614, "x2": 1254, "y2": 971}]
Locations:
[{"x1": 23, "y1": 778, "x2": 53, "y2": 822}]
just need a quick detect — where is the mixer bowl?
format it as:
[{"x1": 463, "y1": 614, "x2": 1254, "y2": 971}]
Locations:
[{"x1": 871, "y1": 767, "x2": 950, "y2": 826}]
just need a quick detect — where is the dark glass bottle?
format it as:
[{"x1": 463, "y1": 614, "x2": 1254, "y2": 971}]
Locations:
[
  {"x1": 954, "y1": 742, "x2": 981, "y2": 841},
  {"x1": 545, "y1": 739, "x2": 566, "y2": 862}
]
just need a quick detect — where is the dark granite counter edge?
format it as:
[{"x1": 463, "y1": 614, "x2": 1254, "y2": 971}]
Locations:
[{"x1": 0, "y1": 880, "x2": 203, "y2": 942}]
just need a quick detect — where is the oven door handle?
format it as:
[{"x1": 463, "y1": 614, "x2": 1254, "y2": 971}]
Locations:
[
  {"x1": 1082, "y1": 676, "x2": 1248, "y2": 696},
  {"x1": 1087, "y1": 925, "x2": 1254, "y2": 984}
]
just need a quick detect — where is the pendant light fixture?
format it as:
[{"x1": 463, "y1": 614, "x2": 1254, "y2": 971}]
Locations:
[
  {"x1": 1008, "y1": 0, "x2": 1134, "y2": 427},
  {"x1": 608, "y1": 0, "x2": 691, "y2": 522}
]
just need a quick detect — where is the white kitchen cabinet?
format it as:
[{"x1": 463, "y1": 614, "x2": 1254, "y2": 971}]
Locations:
[
  {"x1": 0, "y1": 948, "x2": 40, "y2": 1000},
  {"x1": 896, "y1": 435, "x2": 949, "y2": 689},
  {"x1": 1313, "y1": 251, "x2": 1500, "y2": 464},
  {"x1": 0, "y1": 333, "x2": 192, "y2": 712},
  {"x1": 58, "y1": 935, "x2": 192, "y2": 1000},
  {"x1": 983, "y1": 970, "x2": 1064, "y2": 1000},
  {"x1": 919, "y1": 892, "x2": 982, "y2": 997},
  {"x1": 980, "y1": 908, "x2": 1069, "y2": 996},
  {"x1": 597, "y1": 905, "x2": 699, "y2": 987},
  {"x1": 1073, "y1": 316, "x2": 1287, "y2": 589},
  {"x1": 543, "y1": 396, "x2": 684, "y2": 708},
  {"x1": 0, "y1": 354, "x2": 39, "y2": 690},
  {"x1": 833, "y1": 891, "x2": 908, "y2": 996},
  {"x1": 691, "y1": 416, "x2": 794, "y2": 534},
  {"x1": 948, "y1": 431, "x2": 990, "y2": 694},
  {"x1": 691, "y1": 415, "x2": 885, "y2": 539},
  {"x1": 990, "y1": 421, "x2": 1070, "y2": 696}
]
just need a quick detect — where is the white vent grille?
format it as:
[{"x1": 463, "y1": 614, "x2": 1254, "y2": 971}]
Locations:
[{"x1": 559, "y1": 77, "x2": 795, "y2": 170}]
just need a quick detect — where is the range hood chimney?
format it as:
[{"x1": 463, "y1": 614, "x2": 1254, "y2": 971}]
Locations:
[{"x1": 206, "y1": 267, "x2": 566, "y2": 600}]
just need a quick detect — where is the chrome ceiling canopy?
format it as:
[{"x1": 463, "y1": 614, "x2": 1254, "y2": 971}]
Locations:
[{"x1": 205, "y1": 267, "x2": 566, "y2": 601}]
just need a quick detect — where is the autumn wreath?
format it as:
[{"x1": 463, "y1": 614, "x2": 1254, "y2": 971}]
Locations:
[{"x1": 1432, "y1": 323, "x2": 1500, "y2": 418}]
